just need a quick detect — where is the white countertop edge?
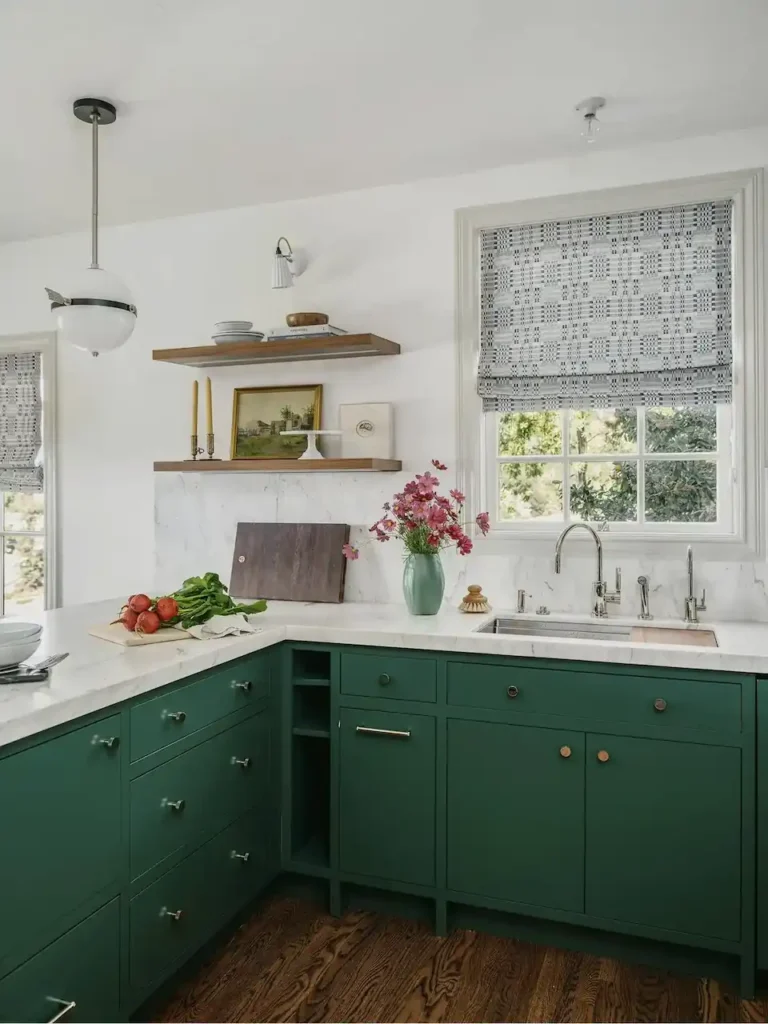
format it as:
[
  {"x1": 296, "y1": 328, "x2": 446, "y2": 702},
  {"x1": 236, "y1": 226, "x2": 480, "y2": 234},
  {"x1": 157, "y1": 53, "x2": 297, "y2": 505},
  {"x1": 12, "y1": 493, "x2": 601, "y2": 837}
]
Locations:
[{"x1": 1, "y1": 599, "x2": 767, "y2": 751}]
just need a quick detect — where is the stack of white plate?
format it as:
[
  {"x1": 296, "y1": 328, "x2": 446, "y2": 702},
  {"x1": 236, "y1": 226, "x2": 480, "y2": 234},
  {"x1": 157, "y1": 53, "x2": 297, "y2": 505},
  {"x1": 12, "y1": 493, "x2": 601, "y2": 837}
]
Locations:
[
  {"x1": 212, "y1": 321, "x2": 265, "y2": 345},
  {"x1": 0, "y1": 619, "x2": 42, "y2": 668}
]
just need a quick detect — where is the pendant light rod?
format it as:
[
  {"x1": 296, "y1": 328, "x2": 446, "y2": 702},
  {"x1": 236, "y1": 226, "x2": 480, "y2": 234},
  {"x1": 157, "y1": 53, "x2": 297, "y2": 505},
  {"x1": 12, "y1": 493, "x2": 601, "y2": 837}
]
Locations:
[{"x1": 91, "y1": 111, "x2": 99, "y2": 268}]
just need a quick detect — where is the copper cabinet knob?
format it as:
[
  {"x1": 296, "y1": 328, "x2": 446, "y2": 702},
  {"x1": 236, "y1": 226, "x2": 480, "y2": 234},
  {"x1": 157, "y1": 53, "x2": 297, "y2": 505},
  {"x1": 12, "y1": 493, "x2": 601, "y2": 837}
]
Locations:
[
  {"x1": 559, "y1": 745, "x2": 572, "y2": 758},
  {"x1": 654, "y1": 698, "x2": 667, "y2": 712},
  {"x1": 597, "y1": 750, "x2": 610, "y2": 763},
  {"x1": 507, "y1": 685, "x2": 519, "y2": 698}
]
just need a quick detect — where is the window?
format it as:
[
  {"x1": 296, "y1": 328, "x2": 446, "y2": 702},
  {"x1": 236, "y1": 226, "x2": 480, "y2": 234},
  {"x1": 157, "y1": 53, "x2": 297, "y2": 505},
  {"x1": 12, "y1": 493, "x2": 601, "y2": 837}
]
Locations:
[
  {"x1": 456, "y1": 171, "x2": 764, "y2": 553},
  {"x1": 491, "y1": 406, "x2": 733, "y2": 533},
  {"x1": 0, "y1": 335, "x2": 57, "y2": 614}
]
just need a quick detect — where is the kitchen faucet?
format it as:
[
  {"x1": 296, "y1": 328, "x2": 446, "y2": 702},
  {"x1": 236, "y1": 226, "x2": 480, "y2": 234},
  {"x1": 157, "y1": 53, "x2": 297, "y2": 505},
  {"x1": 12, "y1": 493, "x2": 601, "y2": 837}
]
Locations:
[
  {"x1": 554, "y1": 522, "x2": 621, "y2": 618},
  {"x1": 684, "y1": 545, "x2": 707, "y2": 623}
]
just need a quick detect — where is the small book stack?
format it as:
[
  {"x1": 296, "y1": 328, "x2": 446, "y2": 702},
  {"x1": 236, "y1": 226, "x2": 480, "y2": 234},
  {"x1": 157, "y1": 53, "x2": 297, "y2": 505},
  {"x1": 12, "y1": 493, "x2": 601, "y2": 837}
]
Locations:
[{"x1": 267, "y1": 324, "x2": 348, "y2": 340}]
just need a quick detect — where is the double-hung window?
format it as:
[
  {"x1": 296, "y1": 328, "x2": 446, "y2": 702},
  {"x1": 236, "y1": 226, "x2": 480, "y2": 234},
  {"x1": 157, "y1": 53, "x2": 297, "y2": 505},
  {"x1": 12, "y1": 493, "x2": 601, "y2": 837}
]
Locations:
[{"x1": 457, "y1": 172, "x2": 764, "y2": 551}]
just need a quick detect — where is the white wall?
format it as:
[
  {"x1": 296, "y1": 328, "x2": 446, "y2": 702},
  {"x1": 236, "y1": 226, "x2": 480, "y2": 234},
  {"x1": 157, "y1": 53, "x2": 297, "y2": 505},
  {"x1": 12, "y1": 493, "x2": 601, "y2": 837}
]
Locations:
[{"x1": 2, "y1": 126, "x2": 768, "y2": 609}]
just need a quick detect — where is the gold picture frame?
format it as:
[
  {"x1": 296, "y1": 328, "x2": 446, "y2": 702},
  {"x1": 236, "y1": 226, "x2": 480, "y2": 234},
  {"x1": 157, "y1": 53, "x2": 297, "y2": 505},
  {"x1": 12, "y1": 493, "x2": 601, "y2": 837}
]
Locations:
[{"x1": 230, "y1": 384, "x2": 322, "y2": 460}]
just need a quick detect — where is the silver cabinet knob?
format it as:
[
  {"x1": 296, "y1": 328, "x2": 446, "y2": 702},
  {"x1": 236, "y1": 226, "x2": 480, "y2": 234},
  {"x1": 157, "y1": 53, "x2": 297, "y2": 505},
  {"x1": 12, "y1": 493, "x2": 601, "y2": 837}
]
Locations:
[
  {"x1": 91, "y1": 735, "x2": 119, "y2": 749},
  {"x1": 654, "y1": 698, "x2": 667, "y2": 712},
  {"x1": 230, "y1": 850, "x2": 250, "y2": 862},
  {"x1": 507, "y1": 685, "x2": 520, "y2": 698},
  {"x1": 231, "y1": 679, "x2": 252, "y2": 691},
  {"x1": 162, "y1": 710, "x2": 186, "y2": 722},
  {"x1": 160, "y1": 906, "x2": 183, "y2": 920},
  {"x1": 230, "y1": 756, "x2": 252, "y2": 769},
  {"x1": 162, "y1": 798, "x2": 185, "y2": 812}
]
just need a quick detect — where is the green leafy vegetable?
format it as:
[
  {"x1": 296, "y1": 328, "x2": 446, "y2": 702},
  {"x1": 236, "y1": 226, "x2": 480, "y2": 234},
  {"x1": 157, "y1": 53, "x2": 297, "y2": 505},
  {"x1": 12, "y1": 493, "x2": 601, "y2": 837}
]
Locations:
[{"x1": 159, "y1": 572, "x2": 267, "y2": 630}]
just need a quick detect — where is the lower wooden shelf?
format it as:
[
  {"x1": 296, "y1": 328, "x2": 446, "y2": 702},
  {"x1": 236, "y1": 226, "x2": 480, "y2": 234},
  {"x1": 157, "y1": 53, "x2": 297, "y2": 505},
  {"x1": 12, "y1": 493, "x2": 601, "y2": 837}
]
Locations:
[{"x1": 154, "y1": 458, "x2": 401, "y2": 473}]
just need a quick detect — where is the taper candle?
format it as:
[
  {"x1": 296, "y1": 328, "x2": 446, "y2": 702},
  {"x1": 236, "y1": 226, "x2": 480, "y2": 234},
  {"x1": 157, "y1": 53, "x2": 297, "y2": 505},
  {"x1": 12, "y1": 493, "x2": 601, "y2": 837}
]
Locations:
[
  {"x1": 192, "y1": 379, "x2": 199, "y2": 435},
  {"x1": 205, "y1": 376, "x2": 213, "y2": 435}
]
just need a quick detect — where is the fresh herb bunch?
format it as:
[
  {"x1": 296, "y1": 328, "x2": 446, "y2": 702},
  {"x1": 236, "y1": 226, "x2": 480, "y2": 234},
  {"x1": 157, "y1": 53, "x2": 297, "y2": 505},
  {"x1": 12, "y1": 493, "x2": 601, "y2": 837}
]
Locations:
[{"x1": 164, "y1": 572, "x2": 267, "y2": 629}]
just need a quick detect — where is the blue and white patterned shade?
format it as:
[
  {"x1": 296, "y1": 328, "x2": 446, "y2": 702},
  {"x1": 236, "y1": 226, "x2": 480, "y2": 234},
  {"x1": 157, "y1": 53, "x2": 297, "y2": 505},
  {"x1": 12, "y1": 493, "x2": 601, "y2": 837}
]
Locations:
[
  {"x1": 478, "y1": 200, "x2": 733, "y2": 411},
  {"x1": 0, "y1": 352, "x2": 42, "y2": 492}
]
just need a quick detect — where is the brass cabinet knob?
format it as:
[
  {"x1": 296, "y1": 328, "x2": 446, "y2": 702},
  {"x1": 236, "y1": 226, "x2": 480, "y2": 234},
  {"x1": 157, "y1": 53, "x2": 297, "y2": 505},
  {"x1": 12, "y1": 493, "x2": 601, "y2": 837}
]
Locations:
[
  {"x1": 559, "y1": 745, "x2": 572, "y2": 758},
  {"x1": 597, "y1": 750, "x2": 610, "y2": 763},
  {"x1": 653, "y1": 698, "x2": 667, "y2": 712},
  {"x1": 92, "y1": 735, "x2": 119, "y2": 749},
  {"x1": 160, "y1": 907, "x2": 183, "y2": 921},
  {"x1": 378, "y1": 673, "x2": 391, "y2": 686},
  {"x1": 163, "y1": 710, "x2": 186, "y2": 722},
  {"x1": 230, "y1": 850, "x2": 250, "y2": 862},
  {"x1": 231, "y1": 680, "x2": 252, "y2": 691},
  {"x1": 507, "y1": 685, "x2": 520, "y2": 698},
  {"x1": 230, "y1": 756, "x2": 252, "y2": 769},
  {"x1": 162, "y1": 798, "x2": 185, "y2": 812}
]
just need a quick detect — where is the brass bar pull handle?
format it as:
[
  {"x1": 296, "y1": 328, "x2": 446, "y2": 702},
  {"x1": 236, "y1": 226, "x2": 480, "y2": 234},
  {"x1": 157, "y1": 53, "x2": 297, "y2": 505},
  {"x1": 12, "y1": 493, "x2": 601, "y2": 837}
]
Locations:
[
  {"x1": 230, "y1": 850, "x2": 251, "y2": 862},
  {"x1": 230, "y1": 756, "x2": 252, "y2": 768},
  {"x1": 231, "y1": 680, "x2": 252, "y2": 691},
  {"x1": 355, "y1": 726, "x2": 411, "y2": 739},
  {"x1": 162, "y1": 797, "x2": 185, "y2": 812},
  {"x1": 44, "y1": 998, "x2": 77, "y2": 1023},
  {"x1": 91, "y1": 734, "x2": 119, "y2": 749},
  {"x1": 162, "y1": 710, "x2": 186, "y2": 722},
  {"x1": 160, "y1": 906, "x2": 183, "y2": 921}
]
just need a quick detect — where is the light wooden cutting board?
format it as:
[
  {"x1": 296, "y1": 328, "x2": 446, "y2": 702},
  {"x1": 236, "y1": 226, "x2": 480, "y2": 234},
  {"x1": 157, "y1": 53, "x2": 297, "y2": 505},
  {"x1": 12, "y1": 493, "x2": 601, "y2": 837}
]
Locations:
[
  {"x1": 630, "y1": 626, "x2": 718, "y2": 647},
  {"x1": 89, "y1": 623, "x2": 193, "y2": 646}
]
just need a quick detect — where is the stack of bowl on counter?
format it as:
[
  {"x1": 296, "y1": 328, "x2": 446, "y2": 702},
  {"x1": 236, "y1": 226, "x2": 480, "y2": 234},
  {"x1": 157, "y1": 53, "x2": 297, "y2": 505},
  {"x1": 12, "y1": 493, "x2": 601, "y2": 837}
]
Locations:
[{"x1": 0, "y1": 619, "x2": 42, "y2": 670}]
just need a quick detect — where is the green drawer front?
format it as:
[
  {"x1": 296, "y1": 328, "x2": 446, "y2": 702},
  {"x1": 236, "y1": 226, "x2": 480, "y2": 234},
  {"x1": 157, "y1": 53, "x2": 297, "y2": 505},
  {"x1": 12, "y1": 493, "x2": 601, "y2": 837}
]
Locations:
[
  {"x1": 130, "y1": 652, "x2": 270, "y2": 761},
  {"x1": 446, "y1": 662, "x2": 741, "y2": 733},
  {"x1": 341, "y1": 652, "x2": 436, "y2": 703},
  {"x1": 0, "y1": 717, "x2": 121, "y2": 975},
  {"x1": 130, "y1": 711, "x2": 270, "y2": 880},
  {"x1": 0, "y1": 899, "x2": 119, "y2": 1024},
  {"x1": 129, "y1": 810, "x2": 273, "y2": 993}
]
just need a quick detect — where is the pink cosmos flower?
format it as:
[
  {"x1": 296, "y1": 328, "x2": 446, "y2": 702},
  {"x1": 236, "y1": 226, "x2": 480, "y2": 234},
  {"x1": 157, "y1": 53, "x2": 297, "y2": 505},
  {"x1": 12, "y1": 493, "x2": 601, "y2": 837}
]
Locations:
[
  {"x1": 427, "y1": 532, "x2": 441, "y2": 548},
  {"x1": 457, "y1": 534, "x2": 473, "y2": 555},
  {"x1": 431, "y1": 459, "x2": 448, "y2": 471},
  {"x1": 450, "y1": 489, "x2": 465, "y2": 504},
  {"x1": 475, "y1": 512, "x2": 490, "y2": 535},
  {"x1": 447, "y1": 523, "x2": 463, "y2": 541},
  {"x1": 382, "y1": 518, "x2": 396, "y2": 532},
  {"x1": 427, "y1": 505, "x2": 448, "y2": 528},
  {"x1": 341, "y1": 543, "x2": 359, "y2": 560}
]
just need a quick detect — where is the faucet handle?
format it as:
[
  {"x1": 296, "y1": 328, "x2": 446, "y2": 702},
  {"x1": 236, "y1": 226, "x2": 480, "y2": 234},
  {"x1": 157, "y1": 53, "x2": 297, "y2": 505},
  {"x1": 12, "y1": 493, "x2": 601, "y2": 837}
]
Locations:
[
  {"x1": 605, "y1": 566, "x2": 622, "y2": 604},
  {"x1": 615, "y1": 567, "x2": 622, "y2": 595},
  {"x1": 698, "y1": 587, "x2": 707, "y2": 611}
]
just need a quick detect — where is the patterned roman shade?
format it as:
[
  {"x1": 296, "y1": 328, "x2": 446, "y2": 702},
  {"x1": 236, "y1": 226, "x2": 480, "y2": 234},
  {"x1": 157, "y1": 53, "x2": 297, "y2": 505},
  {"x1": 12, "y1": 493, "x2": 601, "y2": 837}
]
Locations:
[
  {"x1": 478, "y1": 200, "x2": 733, "y2": 411},
  {"x1": 0, "y1": 351, "x2": 43, "y2": 492}
]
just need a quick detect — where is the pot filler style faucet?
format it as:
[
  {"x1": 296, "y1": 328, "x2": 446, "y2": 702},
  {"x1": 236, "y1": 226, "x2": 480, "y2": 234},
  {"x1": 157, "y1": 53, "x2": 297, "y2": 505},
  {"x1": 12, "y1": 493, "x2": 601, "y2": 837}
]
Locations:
[
  {"x1": 554, "y1": 522, "x2": 621, "y2": 619},
  {"x1": 684, "y1": 545, "x2": 707, "y2": 624}
]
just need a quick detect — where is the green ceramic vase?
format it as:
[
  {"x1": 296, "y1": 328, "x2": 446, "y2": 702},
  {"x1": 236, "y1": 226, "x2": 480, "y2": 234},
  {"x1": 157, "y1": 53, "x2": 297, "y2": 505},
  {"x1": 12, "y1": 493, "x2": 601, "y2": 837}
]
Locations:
[{"x1": 402, "y1": 553, "x2": 445, "y2": 615}]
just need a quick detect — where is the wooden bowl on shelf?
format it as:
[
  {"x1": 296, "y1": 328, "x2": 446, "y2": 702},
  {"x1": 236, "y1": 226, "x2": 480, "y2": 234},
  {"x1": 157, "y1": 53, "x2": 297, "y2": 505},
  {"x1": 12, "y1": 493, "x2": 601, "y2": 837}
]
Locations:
[{"x1": 286, "y1": 312, "x2": 329, "y2": 328}]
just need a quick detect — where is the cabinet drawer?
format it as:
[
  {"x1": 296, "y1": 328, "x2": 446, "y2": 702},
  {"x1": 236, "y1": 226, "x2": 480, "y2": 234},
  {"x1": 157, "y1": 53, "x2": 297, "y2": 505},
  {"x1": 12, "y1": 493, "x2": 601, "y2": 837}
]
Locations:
[
  {"x1": 0, "y1": 900, "x2": 119, "y2": 1024},
  {"x1": 447, "y1": 662, "x2": 741, "y2": 733},
  {"x1": 129, "y1": 811, "x2": 273, "y2": 993},
  {"x1": 130, "y1": 652, "x2": 270, "y2": 761},
  {"x1": 130, "y1": 711, "x2": 270, "y2": 879},
  {"x1": 341, "y1": 652, "x2": 436, "y2": 703},
  {"x1": 0, "y1": 717, "x2": 121, "y2": 974}
]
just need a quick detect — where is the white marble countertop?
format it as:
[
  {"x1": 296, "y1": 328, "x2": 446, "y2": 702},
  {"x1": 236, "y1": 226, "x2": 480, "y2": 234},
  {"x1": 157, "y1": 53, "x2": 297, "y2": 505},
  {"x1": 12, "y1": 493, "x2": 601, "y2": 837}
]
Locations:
[{"x1": 2, "y1": 598, "x2": 768, "y2": 750}]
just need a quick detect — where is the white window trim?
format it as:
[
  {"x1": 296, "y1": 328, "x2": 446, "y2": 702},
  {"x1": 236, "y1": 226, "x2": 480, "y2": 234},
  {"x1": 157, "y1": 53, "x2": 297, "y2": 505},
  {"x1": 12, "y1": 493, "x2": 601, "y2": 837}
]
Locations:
[
  {"x1": 455, "y1": 169, "x2": 766, "y2": 561},
  {"x1": 0, "y1": 332, "x2": 60, "y2": 610}
]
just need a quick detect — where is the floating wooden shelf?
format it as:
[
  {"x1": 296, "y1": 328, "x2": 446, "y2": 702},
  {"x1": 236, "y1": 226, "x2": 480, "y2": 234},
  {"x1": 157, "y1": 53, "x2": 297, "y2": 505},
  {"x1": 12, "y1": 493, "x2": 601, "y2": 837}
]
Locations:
[
  {"x1": 152, "y1": 333, "x2": 400, "y2": 367},
  {"x1": 153, "y1": 458, "x2": 402, "y2": 473}
]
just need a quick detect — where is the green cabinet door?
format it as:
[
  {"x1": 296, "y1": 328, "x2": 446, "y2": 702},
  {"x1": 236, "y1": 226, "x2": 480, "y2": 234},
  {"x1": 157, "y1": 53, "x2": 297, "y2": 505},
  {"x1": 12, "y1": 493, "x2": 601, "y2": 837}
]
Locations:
[
  {"x1": 758, "y1": 679, "x2": 768, "y2": 968},
  {"x1": 586, "y1": 733, "x2": 741, "y2": 941},
  {"x1": 339, "y1": 707, "x2": 435, "y2": 886},
  {"x1": 446, "y1": 719, "x2": 585, "y2": 912}
]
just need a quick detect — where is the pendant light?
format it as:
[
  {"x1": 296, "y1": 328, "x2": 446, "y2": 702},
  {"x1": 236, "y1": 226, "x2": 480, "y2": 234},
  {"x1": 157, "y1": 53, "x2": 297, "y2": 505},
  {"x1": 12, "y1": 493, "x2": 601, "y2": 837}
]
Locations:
[{"x1": 45, "y1": 98, "x2": 137, "y2": 356}]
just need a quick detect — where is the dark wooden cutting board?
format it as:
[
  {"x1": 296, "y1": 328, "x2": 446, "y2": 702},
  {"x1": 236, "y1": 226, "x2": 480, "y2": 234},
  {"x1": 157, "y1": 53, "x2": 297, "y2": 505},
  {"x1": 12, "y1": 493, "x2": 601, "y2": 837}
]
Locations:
[{"x1": 229, "y1": 523, "x2": 351, "y2": 603}]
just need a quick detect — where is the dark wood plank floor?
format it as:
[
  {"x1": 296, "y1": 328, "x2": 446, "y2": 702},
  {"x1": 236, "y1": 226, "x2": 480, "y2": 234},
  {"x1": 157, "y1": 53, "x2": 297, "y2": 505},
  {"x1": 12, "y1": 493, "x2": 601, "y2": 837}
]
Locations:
[{"x1": 153, "y1": 896, "x2": 768, "y2": 1023}]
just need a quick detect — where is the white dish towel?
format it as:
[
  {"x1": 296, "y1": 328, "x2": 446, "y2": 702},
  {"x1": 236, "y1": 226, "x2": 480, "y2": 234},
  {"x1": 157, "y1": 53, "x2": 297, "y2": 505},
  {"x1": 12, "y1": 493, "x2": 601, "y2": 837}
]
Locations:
[{"x1": 178, "y1": 613, "x2": 264, "y2": 640}]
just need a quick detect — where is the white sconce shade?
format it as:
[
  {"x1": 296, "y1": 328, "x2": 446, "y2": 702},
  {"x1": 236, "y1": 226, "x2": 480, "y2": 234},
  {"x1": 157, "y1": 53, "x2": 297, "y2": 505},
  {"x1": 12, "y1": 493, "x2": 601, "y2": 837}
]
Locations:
[{"x1": 271, "y1": 236, "x2": 305, "y2": 289}]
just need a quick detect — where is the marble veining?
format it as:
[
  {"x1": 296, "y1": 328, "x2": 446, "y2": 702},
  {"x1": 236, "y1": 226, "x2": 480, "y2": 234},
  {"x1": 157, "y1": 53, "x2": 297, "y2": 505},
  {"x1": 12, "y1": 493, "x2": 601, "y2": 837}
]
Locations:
[{"x1": 3, "y1": 596, "x2": 768, "y2": 752}]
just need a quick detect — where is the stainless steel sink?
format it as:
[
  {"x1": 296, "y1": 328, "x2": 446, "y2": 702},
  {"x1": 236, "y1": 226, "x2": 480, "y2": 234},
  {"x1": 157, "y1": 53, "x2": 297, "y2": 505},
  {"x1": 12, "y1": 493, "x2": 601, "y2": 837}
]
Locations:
[{"x1": 476, "y1": 617, "x2": 633, "y2": 642}]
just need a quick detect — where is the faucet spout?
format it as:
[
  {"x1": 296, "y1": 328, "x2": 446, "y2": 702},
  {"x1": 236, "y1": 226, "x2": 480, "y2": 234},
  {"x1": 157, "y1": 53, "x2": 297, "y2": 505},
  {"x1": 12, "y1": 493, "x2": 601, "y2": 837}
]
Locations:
[
  {"x1": 554, "y1": 522, "x2": 603, "y2": 583},
  {"x1": 554, "y1": 522, "x2": 620, "y2": 618}
]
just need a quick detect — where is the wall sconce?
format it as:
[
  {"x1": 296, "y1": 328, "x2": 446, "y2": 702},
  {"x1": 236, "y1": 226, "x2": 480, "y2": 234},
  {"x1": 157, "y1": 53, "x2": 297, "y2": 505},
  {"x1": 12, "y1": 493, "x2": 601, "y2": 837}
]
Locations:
[{"x1": 271, "y1": 237, "x2": 306, "y2": 289}]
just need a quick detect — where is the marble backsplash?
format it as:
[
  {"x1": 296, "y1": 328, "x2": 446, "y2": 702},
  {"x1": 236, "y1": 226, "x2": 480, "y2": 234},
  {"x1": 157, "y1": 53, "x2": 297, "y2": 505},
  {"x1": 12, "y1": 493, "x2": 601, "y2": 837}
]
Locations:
[{"x1": 155, "y1": 473, "x2": 768, "y2": 622}]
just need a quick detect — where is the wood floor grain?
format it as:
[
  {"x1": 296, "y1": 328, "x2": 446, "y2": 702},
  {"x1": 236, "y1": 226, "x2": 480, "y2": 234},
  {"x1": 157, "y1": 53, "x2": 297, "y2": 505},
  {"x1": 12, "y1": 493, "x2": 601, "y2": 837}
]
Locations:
[{"x1": 152, "y1": 896, "x2": 768, "y2": 1023}]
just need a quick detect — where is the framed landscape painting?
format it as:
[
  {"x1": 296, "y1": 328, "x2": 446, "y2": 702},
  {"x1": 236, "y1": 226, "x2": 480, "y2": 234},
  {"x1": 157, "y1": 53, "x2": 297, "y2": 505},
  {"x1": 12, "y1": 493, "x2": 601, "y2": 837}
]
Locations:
[{"x1": 231, "y1": 384, "x2": 322, "y2": 459}]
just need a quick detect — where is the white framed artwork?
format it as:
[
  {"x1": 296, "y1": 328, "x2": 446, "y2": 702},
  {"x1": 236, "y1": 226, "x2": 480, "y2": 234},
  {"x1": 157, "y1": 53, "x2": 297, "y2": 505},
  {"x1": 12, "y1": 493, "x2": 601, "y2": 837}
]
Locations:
[{"x1": 339, "y1": 403, "x2": 394, "y2": 459}]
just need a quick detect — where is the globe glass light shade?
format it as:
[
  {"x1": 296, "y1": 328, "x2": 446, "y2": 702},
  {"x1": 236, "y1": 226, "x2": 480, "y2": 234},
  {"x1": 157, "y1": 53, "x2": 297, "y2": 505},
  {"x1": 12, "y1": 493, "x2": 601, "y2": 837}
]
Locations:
[{"x1": 52, "y1": 267, "x2": 137, "y2": 355}]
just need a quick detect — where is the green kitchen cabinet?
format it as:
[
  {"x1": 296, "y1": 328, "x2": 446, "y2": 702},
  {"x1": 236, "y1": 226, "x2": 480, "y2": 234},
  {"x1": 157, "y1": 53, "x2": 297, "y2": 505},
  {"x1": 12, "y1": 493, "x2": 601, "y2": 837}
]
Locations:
[
  {"x1": 0, "y1": 900, "x2": 119, "y2": 1024},
  {"x1": 339, "y1": 706, "x2": 436, "y2": 886},
  {"x1": 446, "y1": 719, "x2": 585, "y2": 912},
  {"x1": 585, "y1": 733, "x2": 741, "y2": 941},
  {"x1": 0, "y1": 717, "x2": 122, "y2": 975},
  {"x1": 757, "y1": 679, "x2": 768, "y2": 968}
]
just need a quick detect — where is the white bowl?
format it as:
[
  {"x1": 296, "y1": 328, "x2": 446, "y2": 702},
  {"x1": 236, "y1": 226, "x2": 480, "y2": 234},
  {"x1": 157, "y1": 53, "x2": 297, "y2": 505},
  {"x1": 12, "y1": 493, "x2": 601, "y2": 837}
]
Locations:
[
  {"x1": 0, "y1": 620, "x2": 42, "y2": 644},
  {"x1": 214, "y1": 321, "x2": 252, "y2": 331},
  {"x1": 0, "y1": 635, "x2": 41, "y2": 668}
]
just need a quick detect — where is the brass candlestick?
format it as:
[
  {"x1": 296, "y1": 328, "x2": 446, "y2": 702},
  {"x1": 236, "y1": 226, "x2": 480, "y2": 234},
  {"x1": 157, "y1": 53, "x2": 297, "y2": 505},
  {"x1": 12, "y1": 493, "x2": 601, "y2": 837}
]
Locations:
[
  {"x1": 188, "y1": 434, "x2": 204, "y2": 460},
  {"x1": 206, "y1": 433, "x2": 220, "y2": 460}
]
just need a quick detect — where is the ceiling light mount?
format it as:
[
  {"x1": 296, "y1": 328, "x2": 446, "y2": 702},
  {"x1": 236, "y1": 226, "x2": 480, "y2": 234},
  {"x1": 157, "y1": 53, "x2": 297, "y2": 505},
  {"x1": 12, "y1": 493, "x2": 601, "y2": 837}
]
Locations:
[
  {"x1": 575, "y1": 95, "x2": 606, "y2": 144},
  {"x1": 45, "y1": 96, "x2": 137, "y2": 355}
]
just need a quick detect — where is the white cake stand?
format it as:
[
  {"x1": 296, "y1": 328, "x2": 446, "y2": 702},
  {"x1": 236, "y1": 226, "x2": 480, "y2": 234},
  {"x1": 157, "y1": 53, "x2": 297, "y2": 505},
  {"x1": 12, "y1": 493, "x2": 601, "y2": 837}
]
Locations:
[{"x1": 280, "y1": 430, "x2": 343, "y2": 460}]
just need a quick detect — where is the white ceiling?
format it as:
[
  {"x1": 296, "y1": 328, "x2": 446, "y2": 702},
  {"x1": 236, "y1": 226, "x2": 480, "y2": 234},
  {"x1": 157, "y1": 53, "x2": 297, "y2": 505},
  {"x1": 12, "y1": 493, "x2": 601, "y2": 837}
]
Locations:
[{"x1": 2, "y1": 0, "x2": 767, "y2": 242}]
